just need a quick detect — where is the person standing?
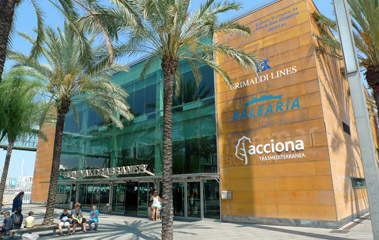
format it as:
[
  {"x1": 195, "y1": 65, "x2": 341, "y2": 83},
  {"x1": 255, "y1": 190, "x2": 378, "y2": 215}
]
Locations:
[
  {"x1": 150, "y1": 190, "x2": 161, "y2": 221},
  {"x1": 11, "y1": 192, "x2": 24, "y2": 214},
  {"x1": 189, "y1": 192, "x2": 195, "y2": 217}
]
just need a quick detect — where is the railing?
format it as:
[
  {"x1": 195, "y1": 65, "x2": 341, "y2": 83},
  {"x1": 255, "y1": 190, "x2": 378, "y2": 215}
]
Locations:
[{"x1": 0, "y1": 135, "x2": 38, "y2": 151}]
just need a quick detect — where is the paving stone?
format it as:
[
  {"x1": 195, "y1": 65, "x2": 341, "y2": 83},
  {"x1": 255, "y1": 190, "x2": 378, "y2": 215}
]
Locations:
[{"x1": 2, "y1": 204, "x2": 372, "y2": 240}]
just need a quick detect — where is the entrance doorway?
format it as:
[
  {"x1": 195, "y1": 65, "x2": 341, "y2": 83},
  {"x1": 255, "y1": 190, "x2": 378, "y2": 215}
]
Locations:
[
  {"x1": 63, "y1": 179, "x2": 219, "y2": 220},
  {"x1": 138, "y1": 182, "x2": 155, "y2": 216},
  {"x1": 124, "y1": 182, "x2": 138, "y2": 215},
  {"x1": 122, "y1": 182, "x2": 155, "y2": 216},
  {"x1": 165, "y1": 180, "x2": 219, "y2": 219},
  {"x1": 187, "y1": 182, "x2": 201, "y2": 218},
  {"x1": 173, "y1": 182, "x2": 184, "y2": 216}
]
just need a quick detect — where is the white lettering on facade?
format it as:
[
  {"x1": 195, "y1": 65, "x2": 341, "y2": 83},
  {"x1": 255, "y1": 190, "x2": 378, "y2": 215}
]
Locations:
[
  {"x1": 232, "y1": 66, "x2": 297, "y2": 90},
  {"x1": 62, "y1": 164, "x2": 148, "y2": 178},
  {"x1": 236, "y1": 136, "x2": 305, "y2": 165}
]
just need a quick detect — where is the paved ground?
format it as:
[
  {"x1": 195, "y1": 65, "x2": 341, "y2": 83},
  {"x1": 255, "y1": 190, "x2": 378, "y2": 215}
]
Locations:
[{"x1": 1, "y1": 204, "x2": 373, "y2": 240}]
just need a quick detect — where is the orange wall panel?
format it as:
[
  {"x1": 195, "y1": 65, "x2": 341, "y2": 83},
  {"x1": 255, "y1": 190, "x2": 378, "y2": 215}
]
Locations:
[
  {"x1": 31, "y1": 123, "x2": 55, "y2": 203},
  {"x1": 216, "y1": 0, "x2": 336, "y2": 225}
]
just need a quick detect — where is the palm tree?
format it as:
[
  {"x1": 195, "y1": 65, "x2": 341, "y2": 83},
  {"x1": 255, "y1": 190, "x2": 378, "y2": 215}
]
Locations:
[
  {"x1": 0, "y1": 69, "x2": 43, "y2": 212},
  {"x1": 312, "y1": 0, "x2": 379, "y2": 118},
  {"x1": 8, "y1": 22, "x2": 134, "y2": 224},
  {"x1": 73, "y1": 1, "x2": 260, "y2": 238},
  {"x1": 0, "y1": 0, "x2": 45, "y2": 82}
]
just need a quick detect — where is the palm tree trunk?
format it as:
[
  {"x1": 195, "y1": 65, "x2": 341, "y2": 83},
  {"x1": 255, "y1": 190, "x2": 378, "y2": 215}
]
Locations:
[
  {"x1": 161, "y1": 55, "x2": 178, "y2": 240},
  {"x1": 0, "y1": 0, "x2": 19, "y2": 82},
  {"x1": 365, "y1": 65, "x2": 379, "y2": 120},
  {"x1": 0, "y1": 139, "x2": 14, "y2": 212},
  {"x1": 42, "y1": 98, "x2": 70, "y2": 225}
]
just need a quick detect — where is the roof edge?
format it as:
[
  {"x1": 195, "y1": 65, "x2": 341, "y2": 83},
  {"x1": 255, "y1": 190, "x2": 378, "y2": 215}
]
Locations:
[{"x1": 224, "y1": 0, "x2": 280, "y2": 23}]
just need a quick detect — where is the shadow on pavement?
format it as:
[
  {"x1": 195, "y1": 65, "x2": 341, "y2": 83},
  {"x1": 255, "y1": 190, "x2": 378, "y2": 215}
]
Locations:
[{"x1": 237, "y1": 224, "x2": 354, "y2": 240}]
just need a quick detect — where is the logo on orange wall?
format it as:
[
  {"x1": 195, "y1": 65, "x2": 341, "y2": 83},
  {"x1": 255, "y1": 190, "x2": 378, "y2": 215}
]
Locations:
[
  {"x1": 235, "y1": 136, "x2": 305, "y2": 164},
  {"x1": 257, "y1": 59, "x2": 272, "y2": 72},
  {"x1": 235, "y1": 136, "x2": 252, "y2": 165},
  {"x1": 233, "y1": 94, "x2": 300, "y2": 121}
]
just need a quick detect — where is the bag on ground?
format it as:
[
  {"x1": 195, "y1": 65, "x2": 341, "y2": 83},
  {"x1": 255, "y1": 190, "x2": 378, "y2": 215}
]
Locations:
[{"x1": 22, "y1": 233, "x2": 39, "y2": 240}]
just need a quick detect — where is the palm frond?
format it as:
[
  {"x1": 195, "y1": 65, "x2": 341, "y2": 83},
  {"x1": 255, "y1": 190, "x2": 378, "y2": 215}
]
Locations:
[
  {"x1": 30, "y1": 0, "x2": 46, "y2": 59},
  {"x1": 186, "y1": 59, "x2": 202, "y2": 87},
  {"x1": 215, "y1": 22, "x2": 250, "y2": 38},
  {"x1": 140, "y1": 55, "x2": 156, "y2": 81},
  {"x1": 174, "y1": 69, "x2": 182, "y2": 97},
  {"x1": 186, "y1": 56, "x2": 233, "y2": 89},
  {"x1": 0, "y1": 69, "x2": 44, "y2": 142},
  {"x1": 10, "y1": 20, "x2": 133, "y2": 132},
  {"x1": 71, "y1": 104, "x2": 80, "y2": 128},
  {"x1": 312, "y1": 11, "x2": 343, "y2": 60}
]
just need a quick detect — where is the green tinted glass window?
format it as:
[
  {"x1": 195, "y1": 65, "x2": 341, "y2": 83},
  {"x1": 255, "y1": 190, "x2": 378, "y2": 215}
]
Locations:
[{"x1": 60, "y1": 53, "x2": 217, "y2": 179}]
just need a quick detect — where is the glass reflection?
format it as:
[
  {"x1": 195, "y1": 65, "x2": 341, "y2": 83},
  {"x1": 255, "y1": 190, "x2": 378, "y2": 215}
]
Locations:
[
  {"x1": 112, "y1": 183, "x2": 125, "y2": 213},
  {"x1": 173, "y1": 182, "x2": 185, "y2": 217},
  {"x1": 203, "y1": 180, "x2": 220, "y2": 219},
  {"x1": 187, "y1": 182, "x2": 201, "y2": 218},
  {"x1": 60, "y1": 55, "x2": 217, "y2": 178}
]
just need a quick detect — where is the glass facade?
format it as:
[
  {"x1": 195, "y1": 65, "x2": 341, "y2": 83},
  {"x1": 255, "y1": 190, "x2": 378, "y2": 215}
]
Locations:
[
  {"x1": 203, "y1": 180, "x2": 220, "y2": 219},
  {"x1": 59, "y1": 57, "x2": 217, "y2": 176},
  {"x1": 58, "y1": 54, "x2": 220, "y2": 219},
  {"x1": 75, "y1": 183, "x2": 110, "y2": 212}
]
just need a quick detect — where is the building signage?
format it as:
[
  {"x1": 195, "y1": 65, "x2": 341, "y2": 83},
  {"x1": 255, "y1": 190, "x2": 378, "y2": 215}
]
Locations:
[
  {"x1": 235, "y1": 136, "x2": 305, "y2": 165},
  {"x1": 255, "y1": 7, "x2": 300, "y2": 32},
  {"x1": 233, "y1": 94, "x2": 300, "y2": 121},
  {"x1": 257, "y1": 59, "x2": 272, "y2": 72},
  {"x1": 232, "y1": 62, "x2": 297, "y2": 90},
  {"x1": 63, "y1": 164, "x2": 149, "y2": 178}
]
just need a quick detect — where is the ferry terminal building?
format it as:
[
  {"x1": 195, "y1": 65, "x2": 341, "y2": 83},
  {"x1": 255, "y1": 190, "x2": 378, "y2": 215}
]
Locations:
[{"x1": 31, "y1": 0, "x2": 379, "y2": 228}]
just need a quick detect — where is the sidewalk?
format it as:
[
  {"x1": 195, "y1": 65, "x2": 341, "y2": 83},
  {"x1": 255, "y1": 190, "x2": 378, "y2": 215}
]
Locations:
[{"x1": 3, "y1": 204, "x2": 373, "y2": 240}]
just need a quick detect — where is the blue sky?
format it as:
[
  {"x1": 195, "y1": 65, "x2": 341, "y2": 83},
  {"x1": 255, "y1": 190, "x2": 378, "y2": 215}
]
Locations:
[{"x1": 3, "y1": 0, "x2": 335, "y2": 178}]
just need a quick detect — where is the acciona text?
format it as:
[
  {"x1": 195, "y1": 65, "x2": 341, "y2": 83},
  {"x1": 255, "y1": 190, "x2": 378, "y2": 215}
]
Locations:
[{"x1": 248, "y1": 139, "x2": 304, "y2": 155}]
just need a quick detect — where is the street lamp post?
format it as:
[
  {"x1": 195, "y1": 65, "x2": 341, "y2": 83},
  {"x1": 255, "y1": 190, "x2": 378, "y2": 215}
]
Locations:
[{"x1": 333, "y1": 0, "x2": 379, "y2": 239}]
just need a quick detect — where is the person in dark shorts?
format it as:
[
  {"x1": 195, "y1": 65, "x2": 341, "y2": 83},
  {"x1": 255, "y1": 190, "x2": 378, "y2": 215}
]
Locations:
[
  {"x1": 0, "y1": 212, "x2": 12, "y2": 239},
  {"x1": 87, "y1": 205, "x2": 99, "y2": 231},
  {"x1": 71, "y1": 203, "x2": 87, "y2": 234}
]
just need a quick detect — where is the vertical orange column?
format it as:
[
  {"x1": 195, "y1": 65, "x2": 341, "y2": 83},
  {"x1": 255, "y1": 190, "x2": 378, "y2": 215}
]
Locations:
[{"x1": 31, "y1": 123, "x2": 55, "y2": 204}]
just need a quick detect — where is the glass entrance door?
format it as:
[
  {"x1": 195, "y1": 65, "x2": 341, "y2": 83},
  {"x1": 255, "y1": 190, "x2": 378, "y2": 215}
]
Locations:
[
  {"x1": 137, "y1": 182, "x2": 154, "y2": 216},
  {"x1": 187, "y1": 182, "x2": 201, "y2": 218},
  {"x1": 112, "y1": 183, "x2": 125, "y2": 213},
  {"x1": 71, "y1": 184, "x2": 77, "y2": 204},
  {"x1": 92, "y1": 184, "x2": 101, "y2": 209},
  {"x1": 124, "y1": 182, "x2": 138, "y2": 216},
  {"x1": 173, "y1": 182, "x2": 184, "y2": 217},
  {"x1": 203, "y1": 180, "x2": 220, "y2": 219}
]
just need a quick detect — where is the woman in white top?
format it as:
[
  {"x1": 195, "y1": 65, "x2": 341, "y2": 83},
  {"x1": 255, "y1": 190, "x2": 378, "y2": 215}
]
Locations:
[{"x1": 149, "y1": 189, "x2": 161, "y2": 221}]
